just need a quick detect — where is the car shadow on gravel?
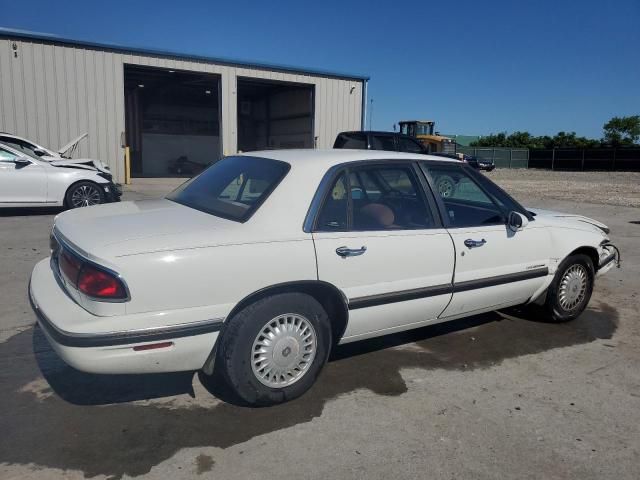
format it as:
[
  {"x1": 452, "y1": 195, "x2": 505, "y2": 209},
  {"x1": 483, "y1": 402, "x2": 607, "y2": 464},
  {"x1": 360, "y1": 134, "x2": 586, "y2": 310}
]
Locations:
[{"x1": 0, "y1": 302, "x2": 618, "y2": 479}]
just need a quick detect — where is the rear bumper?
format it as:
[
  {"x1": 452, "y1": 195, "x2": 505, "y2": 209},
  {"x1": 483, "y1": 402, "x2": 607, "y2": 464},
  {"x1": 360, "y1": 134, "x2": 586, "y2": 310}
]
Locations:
[{"x1": 29, "y1": 258, "x2": 221, "y2": 374}]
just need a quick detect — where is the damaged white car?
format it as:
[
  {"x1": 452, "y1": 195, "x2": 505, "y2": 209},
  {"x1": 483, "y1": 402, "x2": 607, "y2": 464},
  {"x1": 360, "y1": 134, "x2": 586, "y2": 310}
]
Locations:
[
  {"x1": 29, "y1": 150, "x2": 620, "y2": 406},
  {"x1": 0, "y1": 140, "x2": 120, "y2": 208}
]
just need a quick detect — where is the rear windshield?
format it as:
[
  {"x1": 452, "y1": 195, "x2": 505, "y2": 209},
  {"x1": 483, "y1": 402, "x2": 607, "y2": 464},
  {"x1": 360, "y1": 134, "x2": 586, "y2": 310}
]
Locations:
[{"x1": 166, "y1": 156, "x2": 290, "y2": 222}]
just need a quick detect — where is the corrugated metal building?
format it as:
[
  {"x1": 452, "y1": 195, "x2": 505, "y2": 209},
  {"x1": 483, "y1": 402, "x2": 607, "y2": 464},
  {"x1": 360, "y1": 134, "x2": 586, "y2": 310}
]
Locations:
[{"x1": 0, "y1": 28, "x2": 368, "y2": 182}]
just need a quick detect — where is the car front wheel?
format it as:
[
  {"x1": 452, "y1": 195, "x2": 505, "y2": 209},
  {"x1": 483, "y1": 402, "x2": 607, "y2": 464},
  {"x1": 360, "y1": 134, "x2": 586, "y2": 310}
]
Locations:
[
  {"x1": 544, "y1": 254, "x2": 594, "y2": 322},
  {"x1": 217, "y1": 292, "x2": 331, "y2": 406},
  {"x1": 65, "y1": 181, "x2": 105, "y2": 208}
]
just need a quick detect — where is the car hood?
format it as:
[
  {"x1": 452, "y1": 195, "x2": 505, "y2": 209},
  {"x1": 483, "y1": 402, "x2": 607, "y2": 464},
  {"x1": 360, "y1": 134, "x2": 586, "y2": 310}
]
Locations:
[
  {"x1": 57, "y1": 133, "x2": 88, "y2": 156},
  {"x1": 528, "y1": 208, "x2": 609, "y2": 234},
  {"x1": 53, "y1": 199, "x2": 251, "y2": 261},
  {"x1": 48, "y1": 158, "x2": 111, "y2": 174}
]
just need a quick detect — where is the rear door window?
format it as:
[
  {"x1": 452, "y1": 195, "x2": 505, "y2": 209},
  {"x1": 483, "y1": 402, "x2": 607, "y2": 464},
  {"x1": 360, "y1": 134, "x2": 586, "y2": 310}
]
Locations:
[
  {"x1": 315, "y1": 164, "x2": 436, "y2": 231},
  {"x1": 315, "y1": 173, "x2": 349, "y2": 231}
]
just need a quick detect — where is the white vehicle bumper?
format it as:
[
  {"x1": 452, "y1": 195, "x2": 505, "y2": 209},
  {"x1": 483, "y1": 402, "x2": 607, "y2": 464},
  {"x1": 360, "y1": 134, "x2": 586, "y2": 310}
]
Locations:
[
  {"x1": 597, "y1": 243, "x2": 620, "y2": 277},
  {"x1": 29, "y1": 258, "x2": 222, "y2": 374}
]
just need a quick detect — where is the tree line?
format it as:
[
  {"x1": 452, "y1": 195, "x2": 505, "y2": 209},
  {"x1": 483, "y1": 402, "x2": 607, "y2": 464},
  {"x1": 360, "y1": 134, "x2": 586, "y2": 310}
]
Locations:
[{"x1": 470, "y1": 115, "x2": 640, "y2": 149}]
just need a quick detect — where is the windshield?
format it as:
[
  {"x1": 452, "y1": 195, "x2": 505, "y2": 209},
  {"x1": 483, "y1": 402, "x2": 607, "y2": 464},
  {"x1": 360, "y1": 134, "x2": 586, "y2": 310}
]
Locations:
[
  {"x1": 166, "y1": 156, "x2": 290, "y2": 222},
  {"x1": 416, "y1": 124, "x2": 434, "y2": 135},
  {"x1": 0, "y1": 138, "x2": 41, "y2": 159}
]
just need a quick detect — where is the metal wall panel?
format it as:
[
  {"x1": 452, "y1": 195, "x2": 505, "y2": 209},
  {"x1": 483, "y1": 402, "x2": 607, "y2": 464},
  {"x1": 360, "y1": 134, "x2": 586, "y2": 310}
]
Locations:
[{"x1": 0, "y1": 38, "x2": 364, "y2": 182}]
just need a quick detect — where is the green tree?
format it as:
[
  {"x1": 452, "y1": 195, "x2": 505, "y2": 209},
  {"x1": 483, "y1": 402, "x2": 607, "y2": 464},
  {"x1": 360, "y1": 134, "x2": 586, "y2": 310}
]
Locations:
[
  {"x1": 470, "y1": 131, "x2": 601, "y2": 149},
  {"x1": 603, "y1": 116, "x2": 640, "y2": 145}
]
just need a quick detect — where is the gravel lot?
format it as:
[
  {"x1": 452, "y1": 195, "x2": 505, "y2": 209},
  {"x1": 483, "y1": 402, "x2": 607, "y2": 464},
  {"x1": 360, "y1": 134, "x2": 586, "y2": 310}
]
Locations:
[
  {"x1": 1, "y1": 169, "x2": 639, "y2": 480},
  {"x1": 489, "y1": 169, "x2": 640, "y2": 208}
]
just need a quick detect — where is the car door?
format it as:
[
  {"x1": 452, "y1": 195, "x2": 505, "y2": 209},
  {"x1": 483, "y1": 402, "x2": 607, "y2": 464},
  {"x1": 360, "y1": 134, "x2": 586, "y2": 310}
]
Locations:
[
  {"x1": 311, "y1": 161, "x2": 456, "y2": 343},
  {"x1": 0, "y1": 146, "x2": 48, "y2": 204},
  {"x1": 421, "y1": 162, "x2": 551, "y2": 319}
]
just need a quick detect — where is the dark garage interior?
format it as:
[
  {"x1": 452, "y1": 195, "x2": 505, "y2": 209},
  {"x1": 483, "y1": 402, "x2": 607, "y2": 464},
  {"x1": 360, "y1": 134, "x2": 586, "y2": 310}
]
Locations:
[
  {"x1": 237, "y1": 78, "x2": 314, "y2": 152},
  {"x1": 124, "y1": 65, "x2": 221, "y2": 177}
]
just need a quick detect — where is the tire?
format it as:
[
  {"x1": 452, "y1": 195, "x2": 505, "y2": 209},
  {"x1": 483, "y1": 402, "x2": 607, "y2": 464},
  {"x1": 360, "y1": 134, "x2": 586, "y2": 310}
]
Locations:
[
  {"x1": 434, "y1": 175, "x2": 456, "y2": 198},
  {"x1": 65, "y1": 181, "x2": 105, "y2": 209},
  {"x1": 543, "y1": 254, "x2": 595, "y2": 322},
  {"x1": 216, "y1": 292, "x2": 331, "y2": 406}
]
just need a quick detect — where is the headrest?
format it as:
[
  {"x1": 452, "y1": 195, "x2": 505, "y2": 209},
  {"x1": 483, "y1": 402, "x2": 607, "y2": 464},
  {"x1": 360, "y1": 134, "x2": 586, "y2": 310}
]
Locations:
[{"x1": 360, "y1": 203, "x2": 395, "y2": 227}]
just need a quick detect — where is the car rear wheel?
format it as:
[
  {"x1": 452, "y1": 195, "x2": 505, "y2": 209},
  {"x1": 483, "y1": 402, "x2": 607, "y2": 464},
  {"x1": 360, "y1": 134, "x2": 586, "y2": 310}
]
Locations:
[
  {"x1": 544, "y1": 254, "x2": 594, "y2": 322},
  {"x1": 65, "y1": 181, "x2": 105, "y2": 208},
  {"x1": 217, "y1": 292, "x2": 331, "y2": 406}
]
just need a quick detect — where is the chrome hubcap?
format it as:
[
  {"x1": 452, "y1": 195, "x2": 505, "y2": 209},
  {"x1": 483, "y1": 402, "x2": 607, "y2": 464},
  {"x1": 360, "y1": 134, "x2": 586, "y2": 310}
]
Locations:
[
  {"x1": 558, "y1": 264, "x2": 588, "y2": 311},
  {"x1": 437, "y1": 178, "x2": 454, "y2": 197},
  {"x1": 71, "y1": 185, "x2": 101, "y2": 207},
  {"x1": 251, "y1": 313, "x2": 317, "y2": 388}
]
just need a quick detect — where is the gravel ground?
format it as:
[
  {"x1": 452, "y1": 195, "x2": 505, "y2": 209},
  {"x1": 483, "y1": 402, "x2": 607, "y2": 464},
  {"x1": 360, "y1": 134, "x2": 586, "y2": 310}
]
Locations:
[{"x1": 488, "y1": 169, "x2": 640, "y2": 207}]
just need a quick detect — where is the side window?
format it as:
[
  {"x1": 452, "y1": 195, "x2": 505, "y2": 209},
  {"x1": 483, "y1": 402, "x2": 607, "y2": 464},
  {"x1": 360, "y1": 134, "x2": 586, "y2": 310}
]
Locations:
[
  {"x1": 315, "y1": 173, "x2": 348, "y2": 231},
  {"x1": 334, "y1": 133, "x2": 367, "y2": 150},
  {"x1": 370, "y1": 135, "x2": 396, "y2": 151},
  {"x1": 316, "y1": 165, "x2": 435, "y2": 231},
  {"x1": 423, "y1": 165, "x2": 504, "y2": 227},
  {"x1": 398, "y1": 137, "x2": 425, "y2": 154},
  {"x1": 470, "y1": 169, "x2": 530, "y2": 218}
]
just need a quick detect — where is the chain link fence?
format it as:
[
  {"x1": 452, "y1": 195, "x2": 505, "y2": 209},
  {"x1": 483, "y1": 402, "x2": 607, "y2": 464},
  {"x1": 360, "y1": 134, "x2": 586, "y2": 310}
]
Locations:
[
  {"x1": 529, "y1": 148, "x2": 640, "y2": 171},
  {"x1": 457, "y1": 146, "x2": 640, "y2": 170}
]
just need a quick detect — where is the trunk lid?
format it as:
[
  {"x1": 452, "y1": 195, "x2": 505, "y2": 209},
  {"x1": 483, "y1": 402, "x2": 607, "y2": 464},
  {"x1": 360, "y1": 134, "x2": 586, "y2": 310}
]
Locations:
[{"x1": 53, "y1": 199, "x2": 247, "y2": 261}]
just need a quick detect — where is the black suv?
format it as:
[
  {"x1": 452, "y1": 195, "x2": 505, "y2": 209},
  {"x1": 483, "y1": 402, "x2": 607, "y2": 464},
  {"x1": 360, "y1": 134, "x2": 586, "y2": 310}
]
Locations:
[{"x1": 333, "y1": 131, "x2": 428, "y2": 154}]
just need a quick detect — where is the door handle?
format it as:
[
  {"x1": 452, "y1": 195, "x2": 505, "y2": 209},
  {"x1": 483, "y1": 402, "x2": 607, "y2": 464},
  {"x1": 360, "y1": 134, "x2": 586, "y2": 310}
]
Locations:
[
  {"x1": 464, "y1": 238, "x2": 486, "y2": 248},
  {"x1": 336, "y1": 246, "x2": 367, "y2": 257}
]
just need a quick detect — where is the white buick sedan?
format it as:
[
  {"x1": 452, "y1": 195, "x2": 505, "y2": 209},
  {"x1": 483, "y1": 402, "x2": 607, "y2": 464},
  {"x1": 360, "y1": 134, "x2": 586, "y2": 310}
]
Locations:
[{"x1": 29, "y1": 150, "x2": 619, "y2": 406}]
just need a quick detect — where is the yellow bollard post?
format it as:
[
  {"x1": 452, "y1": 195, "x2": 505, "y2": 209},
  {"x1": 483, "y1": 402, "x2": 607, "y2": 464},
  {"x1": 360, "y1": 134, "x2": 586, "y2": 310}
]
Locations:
[{"x1": 124, "y1": 147, "x2": 131, "y2": 185}]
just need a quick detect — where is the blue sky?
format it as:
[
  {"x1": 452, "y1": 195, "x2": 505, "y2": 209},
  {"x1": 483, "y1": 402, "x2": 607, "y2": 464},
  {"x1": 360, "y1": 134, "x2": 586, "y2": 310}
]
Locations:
[{"x1": 1, "y1": 0, "x2": 638, "y2": 138}]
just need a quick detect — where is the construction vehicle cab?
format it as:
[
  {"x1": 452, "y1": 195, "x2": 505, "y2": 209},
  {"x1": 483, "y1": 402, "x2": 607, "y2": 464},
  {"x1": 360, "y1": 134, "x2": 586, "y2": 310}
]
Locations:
[{"x1": 399, "y1": 120, "x2": 456, "y2": 154}]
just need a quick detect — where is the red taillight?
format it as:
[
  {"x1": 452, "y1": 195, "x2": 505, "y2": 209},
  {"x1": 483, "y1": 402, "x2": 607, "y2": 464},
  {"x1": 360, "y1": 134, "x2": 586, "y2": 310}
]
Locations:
[
  {"x1": 59, "y1": 250, "x2": 82, "y2": 284},
  {"x1": 77, "y1": 264, "x2": 127, "y2": 300}
]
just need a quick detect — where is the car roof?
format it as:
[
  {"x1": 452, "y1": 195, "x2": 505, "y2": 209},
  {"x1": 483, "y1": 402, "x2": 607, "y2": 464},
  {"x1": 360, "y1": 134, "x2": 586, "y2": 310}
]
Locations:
[
  {"x1": 239, "y1": 149, "x2": 458, "y2": 170},
  {"x1": 0, "y1": 132, "x2": 36, "y2": 144}
]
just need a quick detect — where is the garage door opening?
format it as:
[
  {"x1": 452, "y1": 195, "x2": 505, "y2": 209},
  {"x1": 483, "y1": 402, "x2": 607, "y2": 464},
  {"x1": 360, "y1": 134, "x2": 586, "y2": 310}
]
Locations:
[
  {"x1": 124, "y1": 65, "x2": 221, "y2": 177},
  {"x1": 237, "y1": 78, "x2": 314, "y2": 152}
]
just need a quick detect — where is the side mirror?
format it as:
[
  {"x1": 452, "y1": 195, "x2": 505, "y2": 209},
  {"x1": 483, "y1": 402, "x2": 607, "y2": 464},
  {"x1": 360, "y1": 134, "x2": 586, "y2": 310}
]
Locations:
[
  {"x1": 14, "y1": 156, "x2": 31, "y2": 165},
  {"x1": 508, "y1": 211, "x2": 528, "y2": 232},
  {"x1": 33, "y1": 148, "x2": 47, "y2": 157}
]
